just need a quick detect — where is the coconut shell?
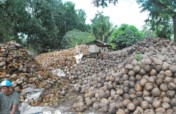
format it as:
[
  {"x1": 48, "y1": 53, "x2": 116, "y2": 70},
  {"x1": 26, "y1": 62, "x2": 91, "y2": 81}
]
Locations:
[
  {"x1": 127, "y1": 103, "x2": 136, "y2": 111},
  {"x1": 135, "y1": 83, "x2": 142, "y2": 92},
  {"x1": 151, "y1": 88, "x2": 161, "y2": 97}
]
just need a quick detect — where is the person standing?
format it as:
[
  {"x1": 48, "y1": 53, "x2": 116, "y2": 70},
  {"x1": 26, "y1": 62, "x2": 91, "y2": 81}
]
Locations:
[
  {"x1": 0, "y1": 80, "x2": 20, "y2": 114},
  {"x1": 98, "y1": 50, "x2": 104, "y2": 60}
]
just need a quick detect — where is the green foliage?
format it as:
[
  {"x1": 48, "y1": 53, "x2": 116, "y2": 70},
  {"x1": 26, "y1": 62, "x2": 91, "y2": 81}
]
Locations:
[
  {"x1": 0, "y1": 0, "x2": 29, "y2": 43},
  {"x1": 152, "y1": 19, "x2": 173, "y2": 39},
  {"x1": 92, "y1": 0, "x2": 118, "y2": 7},
  {"x1": 61, "y1": 29, "x2": 94, "y2": 49},
  {"x1": 91, "y1": 12, "x2": 114, "y2": 43},
  {"x1": 76, "y1": 9, "x2": 89, "y2": 31},
  {"x1": 142, "y1": 25, "x2": 157, "y2": 38},
  {"x1": 137, "y1": 0, "x2": 176, "y2": 42},
  {"x1": 145, "y1": 15, "x2": 173, "y2": 39},
  {"x1": 135, "y1": 53, "x2": 142, "y2": 61},
  {"x1": 110, "y1": 24, "x2": 144, "y2": 50},
  {"x1": 63, "y1": 2, "x2": 89, "y2": 32},
  {"x1": 0, "y1": 0, "x2": 90, "y2": 53},
  {"x1": 27, "y1": 0, "x2": 60, "y2": 51}
]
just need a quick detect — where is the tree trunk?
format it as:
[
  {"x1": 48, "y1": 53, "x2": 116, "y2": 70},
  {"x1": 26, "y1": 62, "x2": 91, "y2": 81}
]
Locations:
[{"x1": 173, "y1": 15, "x2": 176, "y2": 42}]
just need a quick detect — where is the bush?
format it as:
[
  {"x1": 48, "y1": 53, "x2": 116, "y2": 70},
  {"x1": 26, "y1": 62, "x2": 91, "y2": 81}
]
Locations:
[
  {"x1": 110, "y1": 24, "x2": 144, "y2": 50},
  {"x1": 61, "y1": 29, "x2": 94, "y2": 49}
]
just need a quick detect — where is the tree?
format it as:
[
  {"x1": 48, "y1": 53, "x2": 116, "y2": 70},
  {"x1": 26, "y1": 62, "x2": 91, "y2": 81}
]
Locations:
[
  {"x1": 92, "y1": 0, "x2": 118, "y2": 7},
  {"x1": 91, "y1": 12, "x2": 114, "y2": 43},
  {"x1": 137, "y1": 0, "x2": 176, "y2": 42},
  {"x1": 0, "y1": 0, "x2": 29, "y2": 43},
  {"x1": 142, "y1": 25, "x2": 157, "y2": 39},
  {"x1": 0, "y1": 0, "x2": 90, "y2": 53},
  {"x1": 76, "y1": 9, "x2": 89, "y2": 31},
  {"x1": 150, "y1": 17, "x2": 173, "y2": 39},
  {"x1": 110, "y1": 24, "x2": 144, "y2": 49},
  {"x1": 26, "y1": 1, "x2": 90, "y2": 52},
  {"x1": 61, "y1": 29, "x2": 94, "y2": 49},
  {"x1": 24, "y1": 0, "x2": 60, "y2": 52}
]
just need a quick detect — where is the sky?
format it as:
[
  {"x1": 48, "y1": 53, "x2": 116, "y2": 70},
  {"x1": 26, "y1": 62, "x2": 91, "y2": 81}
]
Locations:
[{"x1": 63, "y1": 0, "x2": 149, "y2": 30}]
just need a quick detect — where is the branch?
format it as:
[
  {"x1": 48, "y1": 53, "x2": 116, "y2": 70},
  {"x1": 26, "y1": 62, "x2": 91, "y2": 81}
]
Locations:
[{"x1": 152, "y1": 0, "x2": 175, "y2": 14}]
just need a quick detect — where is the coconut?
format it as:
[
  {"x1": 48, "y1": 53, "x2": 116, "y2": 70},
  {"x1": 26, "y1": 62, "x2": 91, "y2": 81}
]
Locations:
[
  {"x1": 93, "y1": 102, "x2": 99, "y2": 109},
  {"x1": 140, "y1": 78, "x2": 147, "y2": 86},
  {"x1": 116, "y1": 109, "x2": 125, "y2": 114},
  {"x1": 141, "y1": 101, "x2": 149, "y2": 109},
  {"x1": 145, "y1": 83, "x2": 154, "y2": 91},
  {"x1": 127, "y1": 103, "x2": 136, "y2": 111},
  {"x1": 151, "y1": 88, "x2": 161, "y2": 97},
  {"x1": 162, "y1": 103, "x2": 170, "y2": 109},
  {"x1": 135, "y1": 83, "x2": 142, "y2": 92},
  {"x1": 152, "y1": 99, "x2": 161, "y2": 108},
  {"x1": 160, "y1": 83, "x2": 168, "y2": 91},
  {"x1": 164, "y1": 70, "x2": 172, "y2": 77}
]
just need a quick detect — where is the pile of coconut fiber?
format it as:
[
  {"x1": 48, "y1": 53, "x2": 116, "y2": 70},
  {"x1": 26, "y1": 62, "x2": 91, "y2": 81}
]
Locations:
[
  {"x1": 35, "y1": 45, "x2": 88, "y2": 72},
  {"x1": 0, "y1": 41, "x2": 71, "y2": 107}
]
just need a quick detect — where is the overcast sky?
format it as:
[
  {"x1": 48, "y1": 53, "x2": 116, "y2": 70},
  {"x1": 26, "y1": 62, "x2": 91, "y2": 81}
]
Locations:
[{"x1": 63, "y1": 0, "x2": 149, "y2": 30}]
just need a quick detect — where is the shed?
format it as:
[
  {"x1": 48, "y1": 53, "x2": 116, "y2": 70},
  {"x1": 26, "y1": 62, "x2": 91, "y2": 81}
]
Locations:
[{"x1": 86, "y1": 40, "x2": 110, "y2": 53}]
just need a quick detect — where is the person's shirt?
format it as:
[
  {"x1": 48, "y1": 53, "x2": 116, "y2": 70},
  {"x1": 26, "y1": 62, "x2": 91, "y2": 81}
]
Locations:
[{"x1": 0, "y1": 91, "x2": 20, "y2": 114}]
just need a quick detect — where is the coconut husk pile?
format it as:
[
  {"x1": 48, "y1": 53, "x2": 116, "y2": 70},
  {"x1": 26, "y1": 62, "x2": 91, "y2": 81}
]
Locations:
[
  {"x1": 0, "y1": 41, "x2": 70, "y2": 107},
  {"x1": 1, "y1": 38, "x2": 176, "y2": 113},
  {"x1": 69, "y1": 38, "x2": 176, "y2": 113},
  {"x1": 35, "y1": 45, "x2": 88, "y2": 72}
]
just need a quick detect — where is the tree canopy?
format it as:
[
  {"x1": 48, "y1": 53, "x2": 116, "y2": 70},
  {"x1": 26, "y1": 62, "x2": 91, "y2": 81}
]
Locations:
[
  {"x1": 110, "y1": 24, "x2": 144, "y2": 49},
  {"x1": 92, "y1": 0, "x2": 118, "y2": 7},
  {"x1": 142, "y1": 25, "x2": 157, "y2": 39},
  {"x1": 137, "y1": 0, "x2": 176, "y2": 42},
  {"x1": 2, "y1": 0, "x2": 175, "y2": 54},
  {"x1": 61, "y1": 29, "x2": 94, "y2": 49},
  {"x1": 91, "y1": 12, "x2": 114, "y2": 43},
  {"x1": 0, "y1": 0, "x2": 90, "y2": 53}
]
